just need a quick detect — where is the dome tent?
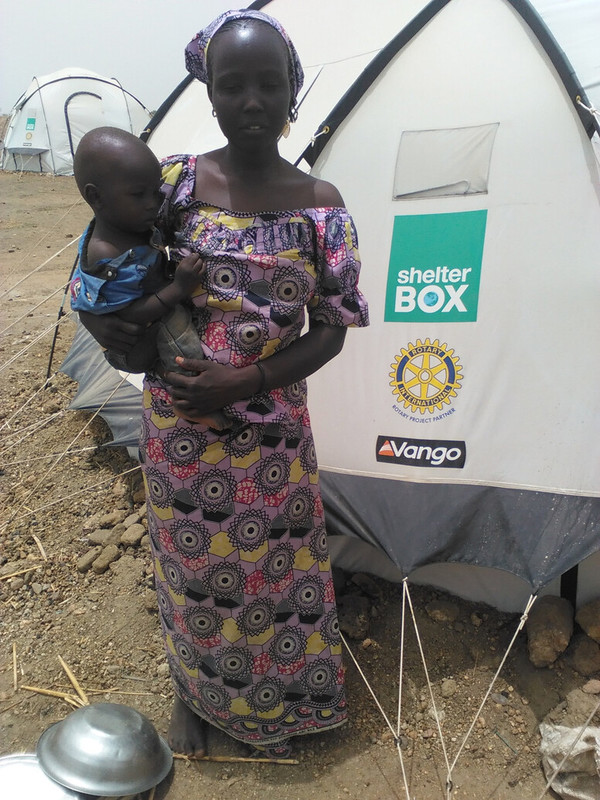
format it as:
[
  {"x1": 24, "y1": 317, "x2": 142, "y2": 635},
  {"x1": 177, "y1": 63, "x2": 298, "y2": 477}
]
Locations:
[
  {"x1": 1, "y1": 67, "x2": 151, "y2": 175},
  {"x1": 61, "y1": 0, "x2": 600, "y2": 612}
]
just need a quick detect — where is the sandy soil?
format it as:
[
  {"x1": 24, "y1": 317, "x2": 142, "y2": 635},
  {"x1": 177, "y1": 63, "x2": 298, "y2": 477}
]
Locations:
[{"x1": 0, "y1": 168, "x2": 591, "y2": 800}]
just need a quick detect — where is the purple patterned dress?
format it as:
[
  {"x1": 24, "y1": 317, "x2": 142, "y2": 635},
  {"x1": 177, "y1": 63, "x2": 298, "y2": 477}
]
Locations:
[{"x1": 139, "y1": 155, "x2": 369, "y2": 754}]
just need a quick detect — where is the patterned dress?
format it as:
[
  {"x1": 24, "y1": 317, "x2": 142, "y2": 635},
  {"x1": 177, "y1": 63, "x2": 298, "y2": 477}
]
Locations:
[{"x1": 139, "y1": 155, "x2": 369, "y2": 754}]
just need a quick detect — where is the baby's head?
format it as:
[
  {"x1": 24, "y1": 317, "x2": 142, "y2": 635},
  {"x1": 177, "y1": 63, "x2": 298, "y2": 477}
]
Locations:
[{"x1": 74, "y1": 127, "x2": 162, "y2": 233}]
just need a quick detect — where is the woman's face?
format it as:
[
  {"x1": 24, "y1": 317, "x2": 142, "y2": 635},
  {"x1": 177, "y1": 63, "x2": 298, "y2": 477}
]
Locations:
[{"x1": 208, "y1": 23, "x2": 292, "y2": 151}]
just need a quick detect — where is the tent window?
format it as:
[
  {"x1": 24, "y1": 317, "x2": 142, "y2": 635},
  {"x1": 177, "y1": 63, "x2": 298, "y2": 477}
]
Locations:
[{"x1": 393, "y1": 123, "x2": 498, "y2": 199}]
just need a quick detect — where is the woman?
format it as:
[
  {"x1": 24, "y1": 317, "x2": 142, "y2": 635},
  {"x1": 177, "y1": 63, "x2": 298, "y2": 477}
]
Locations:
[{"x1": 83, "y1": 9, "x2": 368, "y2": 759}]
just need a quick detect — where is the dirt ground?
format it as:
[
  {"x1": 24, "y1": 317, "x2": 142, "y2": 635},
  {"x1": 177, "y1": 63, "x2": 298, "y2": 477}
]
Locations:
[{"x1": 0, "y1": 167, "x2": 593, "y2": 800}]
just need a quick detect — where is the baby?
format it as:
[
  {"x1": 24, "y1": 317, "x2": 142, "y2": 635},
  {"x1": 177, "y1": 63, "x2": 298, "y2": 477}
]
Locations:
[{"x1": 70, "y1": 126, "x2": 228, "y2": 429}]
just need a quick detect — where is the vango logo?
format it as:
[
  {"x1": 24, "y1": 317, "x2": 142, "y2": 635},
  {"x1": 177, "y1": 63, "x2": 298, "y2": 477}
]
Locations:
[{"x1": 376, "y1": 436, "x2": 466, "y2": 468}]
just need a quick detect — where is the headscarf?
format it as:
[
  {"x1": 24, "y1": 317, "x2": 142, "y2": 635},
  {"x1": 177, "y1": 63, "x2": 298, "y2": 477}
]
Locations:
[{"x1": 184, "y1": 9, "x2": 304, "y2": 103}]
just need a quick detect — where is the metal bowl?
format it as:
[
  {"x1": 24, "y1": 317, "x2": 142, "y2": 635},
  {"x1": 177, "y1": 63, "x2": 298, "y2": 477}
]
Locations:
[
  {"x1": 36, "y1": 703, "x2": 172, "y2": 796},
  {"x1": 0, "y1": 753, "x2": 86, "y2": 799}
]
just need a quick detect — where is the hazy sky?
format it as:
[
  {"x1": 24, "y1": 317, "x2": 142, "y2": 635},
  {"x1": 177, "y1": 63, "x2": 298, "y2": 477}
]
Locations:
[{"x1": 0, "y1": 0, "x2": 235, "y2": 114}]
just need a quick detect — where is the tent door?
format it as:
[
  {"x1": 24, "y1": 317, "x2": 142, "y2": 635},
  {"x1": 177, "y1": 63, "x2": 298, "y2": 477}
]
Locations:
[{"x1": 64, "y1": 91, "x2": 102, "y2": 158}]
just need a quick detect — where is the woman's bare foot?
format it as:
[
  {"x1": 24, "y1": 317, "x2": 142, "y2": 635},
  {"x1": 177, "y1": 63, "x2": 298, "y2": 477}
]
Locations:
[{"x1": 168, "y1": 696, "x2": 208, "y2": 757}]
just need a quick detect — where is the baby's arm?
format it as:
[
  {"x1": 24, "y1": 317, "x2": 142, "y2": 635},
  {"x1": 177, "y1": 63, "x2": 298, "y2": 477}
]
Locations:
[{"x1": 117, "y1": 253, "x2": 205, "y2": 324}]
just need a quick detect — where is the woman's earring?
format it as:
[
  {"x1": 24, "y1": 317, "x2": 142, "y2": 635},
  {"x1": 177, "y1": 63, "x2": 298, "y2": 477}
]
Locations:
[
  {"x1": 211, "y1": 107, "x2": 217, "y2": 118},
  {"x1": 281, "y1": 119, "x2": 291, "y2": 139}
]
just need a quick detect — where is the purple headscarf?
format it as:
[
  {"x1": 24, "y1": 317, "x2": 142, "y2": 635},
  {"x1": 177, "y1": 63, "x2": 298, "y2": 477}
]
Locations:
[{"x1": 185, "y1": 9, "x2": 304, "y2": 104}]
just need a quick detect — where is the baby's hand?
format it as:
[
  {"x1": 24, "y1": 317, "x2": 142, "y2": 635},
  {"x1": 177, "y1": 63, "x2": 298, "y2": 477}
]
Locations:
[{"x1": 172, "y1": 253, "x2": 205, "y2": 292}]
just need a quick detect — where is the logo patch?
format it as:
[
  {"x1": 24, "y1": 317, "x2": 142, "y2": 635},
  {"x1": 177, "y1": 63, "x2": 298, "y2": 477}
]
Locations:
[
  {"x1": 376, "y1": 436, "x2": 466, "y2": 468},
  {"x1": 389, "y1": 338, "x2": 463, "y2": 415},
  {"x1": 384, "y1": 210, "x2": 486, "y2": 322}
]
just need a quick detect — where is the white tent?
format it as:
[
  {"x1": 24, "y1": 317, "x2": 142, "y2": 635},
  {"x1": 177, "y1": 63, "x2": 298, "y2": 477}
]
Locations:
[
  {"x1": 63, "y1": 0, "x2": 600, "y2": 611},
  {"x1": 1, "y1": 67, "x2": 151, "y2": 175}
]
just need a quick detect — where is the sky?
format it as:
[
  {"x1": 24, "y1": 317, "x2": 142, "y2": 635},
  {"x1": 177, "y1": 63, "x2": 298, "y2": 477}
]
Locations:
[{"x1": 0, "y1": 0, "x2": 236, "y2": 114}]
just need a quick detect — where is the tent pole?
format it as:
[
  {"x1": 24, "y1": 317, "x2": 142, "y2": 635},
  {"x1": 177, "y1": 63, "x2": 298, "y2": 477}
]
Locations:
[{"x1": 46, "y1": 249, "x2": 79, "y2": 380}]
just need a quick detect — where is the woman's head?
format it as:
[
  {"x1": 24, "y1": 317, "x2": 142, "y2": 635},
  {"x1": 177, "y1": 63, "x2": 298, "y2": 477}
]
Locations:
[{"x1": 185, "y1": 9, "x2": 303, "y2": 123}]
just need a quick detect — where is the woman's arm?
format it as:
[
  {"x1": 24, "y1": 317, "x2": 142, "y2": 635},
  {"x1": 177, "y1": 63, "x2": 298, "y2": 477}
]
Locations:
[
  {"x1": 79, "y1": 310, "x2": 145, "y2": 352},
  {"x1": 165, "y1": 322, "x2": 346, "y2": 421},
  {"x1": 79, "y1": 310, "x2": 159, "y2": 373}
]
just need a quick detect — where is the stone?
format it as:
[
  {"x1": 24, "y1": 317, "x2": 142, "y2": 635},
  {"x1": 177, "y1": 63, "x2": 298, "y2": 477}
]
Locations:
[
  {"x1": 568, "y1": 634, "x2": 600, "y2": 677},
  {"x1": 99, "y1": 509, "x2": 127, "y2": 527},
  {"x1": 76, "y1": 547, "x2": 103, "y2": 573},
  {"x1": 425, "y1": 600, "x2": 459, "y2": 624},
  {"x1": 0, "y1": 561, "x2": 23, "y2": 578},
  {"x1": 81, "y1": 512, "x2": 102, "y2": 532},
  {"x1": 120, "y1": 523, "x2": 145, "y2": 547},
  {"x1": 440, "y1": 678, "x2": 457, "y2": 698},
  {"x1": 546, "y1": 687, "x2": 600, "y2": 728},
  {"x1": 123, "y1": 511, "x2": 141, "y2": 529},
  {"x1": 92, "y1": 545, "x2": 121, "y2": 574},
  {"x1": 582, "y1": 679, "x2": 600, "y2": 694},
  {"x1": 88, "y1": 527, "x2": 123, "y2": 547},
  {"x1": 143, "y1": 590, "x2": 158, "y2": 613},
  {"x1": 576, "y1": 598, "x2": 600, "y2": 644},
  {"x1": 525, "y1": 595, "x2": 573, "y2": 667}
]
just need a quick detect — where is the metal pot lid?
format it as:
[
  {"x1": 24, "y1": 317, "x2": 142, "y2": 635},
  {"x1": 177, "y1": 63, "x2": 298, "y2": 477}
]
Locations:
[
  {"x1": 0, "y1": 753, "x2": 86, "y2": 799},
  {"x1": 36, "y1": 703, "x2": 173, "y2": 796}
]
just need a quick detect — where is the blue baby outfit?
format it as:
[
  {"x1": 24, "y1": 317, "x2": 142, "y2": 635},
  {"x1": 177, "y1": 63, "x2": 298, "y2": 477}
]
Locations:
[{"x1": 70, "y1": 220, "x2": 167, "y2": 313}]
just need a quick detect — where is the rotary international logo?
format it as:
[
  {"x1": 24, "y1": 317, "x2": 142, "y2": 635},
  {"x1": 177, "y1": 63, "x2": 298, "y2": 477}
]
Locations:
[{"x1": 389, "y1": 338, "x2": 463, "y2": 415}]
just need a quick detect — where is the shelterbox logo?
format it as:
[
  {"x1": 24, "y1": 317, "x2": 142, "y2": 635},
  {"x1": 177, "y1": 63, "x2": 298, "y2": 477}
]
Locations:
[
  {"x1": 384, "y1": 210, "x2": 487, "y2": 322},
  {"x1": 376, "y1": 436, "x2": 466, "y2": 468}
]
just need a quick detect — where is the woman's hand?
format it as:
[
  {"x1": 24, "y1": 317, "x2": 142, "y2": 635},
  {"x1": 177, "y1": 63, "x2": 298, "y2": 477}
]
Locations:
[
  {"x1": 165, "y1": 358, "x2": 260, "y2": 419},
  {"x1": 165, "y1": 323, "x2": 346, "y2": 421},
  {"x1": 79, "y1": 310, "x2": 145, "y2": 352}
]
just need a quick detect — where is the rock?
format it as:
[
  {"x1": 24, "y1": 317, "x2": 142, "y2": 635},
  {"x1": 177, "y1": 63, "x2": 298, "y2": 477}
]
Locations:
[
  {"x1": 575, "y1": 598, "x2": 600, "y2": 643},
  {"x1": 123, "y1": 511, "x2": 142, "y2": 528},
  {"x1": 440, "y1": 679, "x2": 457, "y2": 698},
  {"x1": 338, "y1": 594, "x2": 371, "y2": 639},
  {"x1": 92, "y1": 545, "x2": 121, "y2": 574},
  {"x1": 525, "y1": 595, "x2": 573, "y2": 667},
  {"x1": 425, "y1": 600, "x2": 459, "y2": 624},
  {"x1": 568, "y1": 633, "x2": 600, "y2": 676},
  {"x1": 582, "y1": 679, "x2": 600, "y2": 694},
  {"x1": 76, "y1": 547, "x2": 103, "y2": 573},
  {"x1": 99, "y1": 510, "x2": 127, "y2": 527},
  {"x1": 143, "y1": 590, "x2": 158, "y2": 613},
  {"x1": 88, "y1": 527, "x2": 123, "y2": 547},
  {"x1": 546, "y1": 687, "x2": 600, "y2": 728},
  {"x1": 0, "y1": 561, "x2": 23, "y2": 578},
  {"x1": 470, "y1": 612, "x2": 483, "y2": 627},
  {"x1": 120, "y1": 523, "x2": 145, "y2": 547},
  {"x1": 81, "y1": 512, "x2": 102, "y2": 532},
  {"x1": 157, "y1": 662, "x2": 171, "y2": 677}
]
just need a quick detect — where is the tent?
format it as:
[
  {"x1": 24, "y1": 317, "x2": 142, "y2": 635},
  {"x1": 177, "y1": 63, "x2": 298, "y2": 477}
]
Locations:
[
  {"x1": 62, "y1": 0, "x2": 600, "y2": 612},
  {"x1": 1, "y1": 67, "x2": 151, "y2": 175}
]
